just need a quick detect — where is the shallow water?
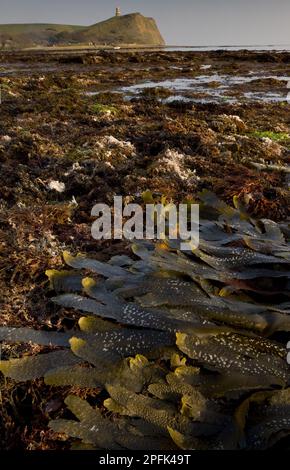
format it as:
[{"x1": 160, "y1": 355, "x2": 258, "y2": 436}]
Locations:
[
  {"x1": 120, "y1": 74, "x2": 290, "y2": 104},
  {"x1": 243, "y1": 91, "x2": 287, "y2": 103},
  {"x1": 84, "y1": 91, "x2": 99, "y2": 96},
  {"x1": 163, "y1": 94, "x2": 238, "y2": 105},
  {"x1": 165, "y1": 45, "x2": 290, "y2": 52},
  {"x1": 122, "y1": 74, "x2": 289, "y2": 92}
]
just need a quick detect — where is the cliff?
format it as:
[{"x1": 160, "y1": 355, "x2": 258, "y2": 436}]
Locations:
[
  {"x1": 65, "y1": 13, "x2": 165, "y2": 46},
  {"x1": 0, "y1": 13, "x2": 165, "y2": 48}
]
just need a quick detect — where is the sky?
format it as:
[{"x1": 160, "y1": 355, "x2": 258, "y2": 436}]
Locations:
[{"x1": 0, "y1": 0, "x2": 289, "y2": 46}]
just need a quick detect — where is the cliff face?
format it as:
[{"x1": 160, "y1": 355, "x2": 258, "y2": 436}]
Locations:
[
  {"x1": 67, "y1": 13, "x2": 165, "y2": 46},
  {"x1": 0, "y1": 13, "x2": 165, "y2": 48}
]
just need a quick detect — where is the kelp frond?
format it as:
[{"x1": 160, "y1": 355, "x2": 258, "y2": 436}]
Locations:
[{"x1": 0, "y1": 191, "x2": 289, "y2": 449}]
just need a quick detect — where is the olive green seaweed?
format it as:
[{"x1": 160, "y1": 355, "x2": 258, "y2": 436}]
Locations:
[{"x1": 1, "y1": 191, "x2": 290, "y2": 450}]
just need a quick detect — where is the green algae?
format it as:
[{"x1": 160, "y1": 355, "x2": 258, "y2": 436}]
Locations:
[
  {"x1": 251, "y1": 131, "x2": 289, "y2": 142},
  {"x1": 90, "y1": 103, "x2": 118, "y2": 115}
]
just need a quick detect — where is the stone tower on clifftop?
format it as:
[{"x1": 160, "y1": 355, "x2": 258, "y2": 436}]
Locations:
[{"x1": 115, "y1": 7, "x2": 121, "y2": 17}]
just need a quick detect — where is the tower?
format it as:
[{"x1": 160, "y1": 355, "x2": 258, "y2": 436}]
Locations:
[{"x1": 115, "y1": 7, "x2": 121, "y2": 17}]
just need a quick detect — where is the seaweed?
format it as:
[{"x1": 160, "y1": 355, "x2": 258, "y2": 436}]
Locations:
[
  {"x1": 50, "y1": 395, "x2": 174, "y2": 450},
  {"x1": 0, "y1": 192, "x2": 289, "y2": 449}
]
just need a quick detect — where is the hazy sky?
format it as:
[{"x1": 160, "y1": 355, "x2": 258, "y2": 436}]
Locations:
[{"x1": 1, "y1": 0, "x2": 290, "y2": 46}]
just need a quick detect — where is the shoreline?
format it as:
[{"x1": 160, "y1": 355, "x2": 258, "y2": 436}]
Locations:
[{"x1": 0, "y1": 48, "x2": 289, "y2": 450}]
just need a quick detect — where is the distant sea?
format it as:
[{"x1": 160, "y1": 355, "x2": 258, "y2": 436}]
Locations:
[{"x1": 164, "y1": 45, "x2": 290, "y2": 52}]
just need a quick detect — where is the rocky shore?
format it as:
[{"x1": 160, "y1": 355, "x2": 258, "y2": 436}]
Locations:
[{"x1": 0, "y1": 49, "x2": 289, "y2": 449}]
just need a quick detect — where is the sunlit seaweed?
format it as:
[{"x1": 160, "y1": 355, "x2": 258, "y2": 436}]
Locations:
[{"x1": 0, "y1": 191, "x2": 289, "y2": 449}]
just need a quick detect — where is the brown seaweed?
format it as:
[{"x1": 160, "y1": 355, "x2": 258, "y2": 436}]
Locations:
[{"x1": 0, "y1": 192, "x2": 289, "y2": 450}]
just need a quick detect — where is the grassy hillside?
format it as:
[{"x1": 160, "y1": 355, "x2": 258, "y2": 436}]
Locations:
[
  {"x1": 0, "y1": 24, "x2": 83, "y2": 33},
  {"x1": 68, "y1": 13, "x2": 165, "y2": 46},
  {"x1": 0, "y1": 23, "x2": 84, "y2": 47},
  {"x1": 0, "y1": 13, "x2": 165, "y2": 48}
]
